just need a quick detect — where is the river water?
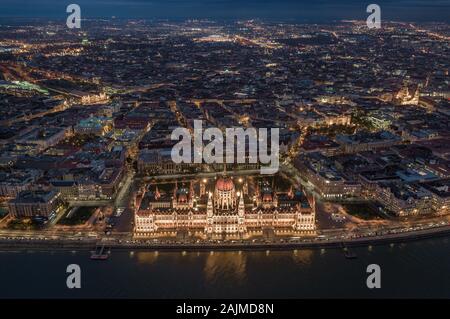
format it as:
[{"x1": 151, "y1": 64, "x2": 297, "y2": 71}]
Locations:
[{"x1": 1, "y1": 236, "x2": 450, "y2": 298}]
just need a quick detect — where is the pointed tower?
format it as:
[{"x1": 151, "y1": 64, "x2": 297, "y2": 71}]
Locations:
[
  {"x1": 207, "y1": 192, "x2": 214, "y2": 218},
  {"x1": 238, "y1": 193, "x2": 245, "y2": 217},
  {"x1": 154, "y1": 185, "x2": 161, "y2": 200},
  {"x1": 222, "y1": 162, "x2": 227, "y2": 177},
  {"x1": 189, "y1": 180, "x2": 194, "y2": 207},
  {"x1": 288, "y1": 186, "x2": 294, "y2": 199},
  {"x1": 172, "y1": 181, "x2": 178, "y2": 208},
  {"x1": 255, "y1": 181, "x2": 261, "y2": 206},
  {"x1": 200, "y1": 180, "x2": 206, "y2": 197},
  {"x1": 237, "y1": 193, "x2": 246, "y2": 234},
  {"x1": 206, "y1": 192, "x2": 214, "y2": 234},
  {"x1": 173, "y1": 180, "x2": 178, "y2": 197},
  {"x1": 273, "y1": 191, "x2": 278, "y2": 208}
]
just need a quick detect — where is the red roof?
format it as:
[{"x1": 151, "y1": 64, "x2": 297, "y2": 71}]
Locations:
[{"x1": 215, "y1": 177, "x2": 234, "y2": 191}]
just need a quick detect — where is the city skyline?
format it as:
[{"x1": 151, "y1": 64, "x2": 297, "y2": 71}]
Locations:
[
  {"x1": 0, "y1": 0, "x2": 449, "y2": 22},
  {"x1": 0, "y1": 1, "x2": 449, "y2": 302}
]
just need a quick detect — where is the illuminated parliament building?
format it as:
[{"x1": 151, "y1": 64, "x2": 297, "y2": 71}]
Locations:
[{"x1": 134, "y1": 175, "x2": 316, "y2": 239}]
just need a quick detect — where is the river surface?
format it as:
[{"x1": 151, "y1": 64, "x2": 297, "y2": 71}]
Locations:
[{"x1": 1, "y1": 236, "x2": 450, "y2": 298}]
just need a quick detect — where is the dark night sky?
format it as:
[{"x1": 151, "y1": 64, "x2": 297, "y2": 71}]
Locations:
[{"x1": 0, "y1": 0, "x2": 449, "y2": 22}]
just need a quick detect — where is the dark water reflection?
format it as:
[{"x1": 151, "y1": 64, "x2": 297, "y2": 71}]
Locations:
[{"x1": 1, "y1": 237, "x2": 450, "y2": 298}]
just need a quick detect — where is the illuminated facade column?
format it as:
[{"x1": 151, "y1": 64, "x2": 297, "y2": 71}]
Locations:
[
  {"x1": 238, "y1": 194, "x2": 246, "y2": 234},
  {"x1": 206, "y1": 193, "x2": 214, "y2": 234}
]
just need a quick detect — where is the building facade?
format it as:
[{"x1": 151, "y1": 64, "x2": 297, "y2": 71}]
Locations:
[
  {"x1": 8, "y1": 189, "x2": 62, "y2": 218},
  {"x1": 134, "y1": 176, "x2": 316, "y2": 238}
]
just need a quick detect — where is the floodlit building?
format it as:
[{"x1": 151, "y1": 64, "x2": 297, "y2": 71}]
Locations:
[{"x1": 134, "y1": 176, "x2": 316, "y2": 238}]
